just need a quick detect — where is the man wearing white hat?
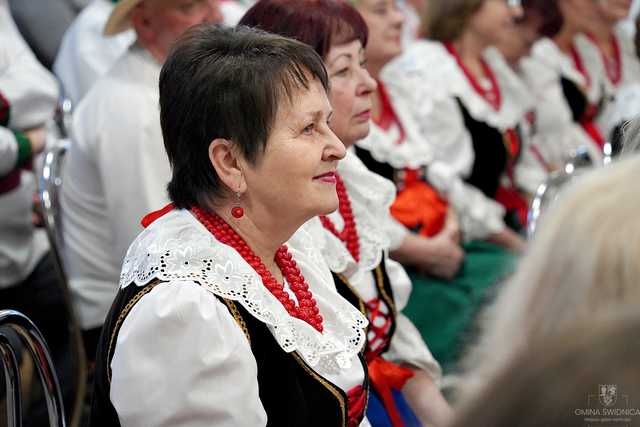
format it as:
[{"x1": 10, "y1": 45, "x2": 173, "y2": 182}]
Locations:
[{"x1": 61, "y1": 0, "x2": 223, "y2": 358}]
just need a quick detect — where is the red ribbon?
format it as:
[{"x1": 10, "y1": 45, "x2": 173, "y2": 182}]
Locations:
[
  {"x1": 0, "y1": 91, "x2": 10, "y2": 126},
  {"x1": 368, "y1": 356, "x2": 414, "y2": 427},
  {"x1": 580, "y1": 104, "x2": 605, "y2": 149},
  {"x1": 0, "y1": 168, "x2": 21, "y2": 194},
  {"x1": 495, "y1": 186, "x2": 529, "y2": 227},
  {"x1": 347, "y1": 385, "x2": 368, "y2": 427},
  {"x1": 140, "y1": 203, "x2": 175, "y2": 228}
]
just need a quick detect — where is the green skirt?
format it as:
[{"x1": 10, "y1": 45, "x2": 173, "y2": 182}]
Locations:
[{"x1": 402, "y1": 241, "x2": 517, "y2": 373}]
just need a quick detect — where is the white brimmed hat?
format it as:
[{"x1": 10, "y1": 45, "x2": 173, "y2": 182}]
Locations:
[{"x1": 104, "y1": 0, "x2": 144, "y2": 36}]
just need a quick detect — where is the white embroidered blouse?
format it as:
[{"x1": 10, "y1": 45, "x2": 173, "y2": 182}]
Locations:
[
  {"x1": 299, "y1": 150, "x2": 442, "y2": 381},
  {"x1": 573, "y1": 27, "x2": 640, "y2": 138},
  {"x1": 381, "y1": 41, "x2": 533, "y2": 239},
  {"x1": 516, "y1": 37, "x2": 604, "y2": 194},
  {"x1": 110, "y1": 209, "x2": 371, "y2": 427}
]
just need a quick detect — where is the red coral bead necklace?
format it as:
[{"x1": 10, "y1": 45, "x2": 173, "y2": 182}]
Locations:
[
  {"x1": 192, "y1": 206, "x2": 324, "y2": 332},
  {"x1": 319, "y1": 173, "x2": 361, "y2": 262}
]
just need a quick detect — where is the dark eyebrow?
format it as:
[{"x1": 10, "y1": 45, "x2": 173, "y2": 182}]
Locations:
[
  {"x1": 328, "y1": 52, "x2": 353, "y2": 65},
  {"x1": 300, "y1": 108, "x2": 333, "y2": 123}
]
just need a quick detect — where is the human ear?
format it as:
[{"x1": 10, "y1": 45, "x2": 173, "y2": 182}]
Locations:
[
  {"x1": 130, "y1": 3, "x2": 155, "y2": 45},
  {"x1": 208, "y1": 138, "x2": 247, "y2": 193}
]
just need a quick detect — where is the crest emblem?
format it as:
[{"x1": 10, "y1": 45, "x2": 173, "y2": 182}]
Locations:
[{"x1": 599, "y1": 384, "x2": 617, "y2": 407}]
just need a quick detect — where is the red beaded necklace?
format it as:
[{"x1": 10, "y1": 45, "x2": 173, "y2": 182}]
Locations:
[
  {"x1": 319, "y1": 173, "x2": 361, "y2": 263},
  {"x1": 570, "y1": 43, "x2": 592, "y2": 90},
  {"x1": 587, "y1": 32, "x2": 622, "y2": 86},
  {"x1": 191, "y1": 206, "x2": 324, "y2": 332},
  {"x1": 445, "y1": 42, "x2": 502, "y2": 111}
]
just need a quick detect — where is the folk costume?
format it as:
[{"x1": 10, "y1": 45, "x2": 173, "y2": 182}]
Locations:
[
  {"x1": 517, "y1": 37, "x2": 606, "y2": 192},
  {"x1": 382, "y1": 41, "x2": 532, "y2": 235},
  {"x1": 574, "y1": 27, "x2": 640, "y2": 145},
  {"x1": 352, "y1": 78, "x2": 516, "y2": 371},
  {"x1": 300, "y1": 150, "x2": 442, "y2": 426},
  {"x1": 91, "y1": 208, "x2": 372, "y2": 427}
]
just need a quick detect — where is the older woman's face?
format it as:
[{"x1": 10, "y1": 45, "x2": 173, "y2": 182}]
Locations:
[
  {"x1": 325, "y1": 40, "x2": 377, "y2": 147},
  {"x1": 559, "y1": 0, "x2": 602, "y2": 32},
  {"x1": 596, "y1": 0, "x2": 632, "y2": 24},
  {"x1": 356, "y1": 0, "x2": 405, "y2": 66},
  {"x1": 468, "y1": 0, "x2": 523, "y2": 47},
  {"x1": 241, "y1": 78, "x2": 346, "y2": 222}
]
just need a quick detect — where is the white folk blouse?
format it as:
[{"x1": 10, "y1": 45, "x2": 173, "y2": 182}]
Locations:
[
  {"x1": 516, "y1": 38, "x2": 604, "y2": 193},
  {"x1": 573, "y1": 27, "x2": 640, "y2": 138},
  {"x1": 300, "y1": 150, "x2": 442, "y2": 381},
  {"x1": 381, "y1": 41, "x2": 532, "y2": 239},
  {"x1": 110, "y1": 209, "x2": 371, "y2": 427}
]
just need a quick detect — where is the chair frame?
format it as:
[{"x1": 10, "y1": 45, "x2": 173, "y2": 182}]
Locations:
[
  {"x1": 37, "y1": 136, "x2": 87, "y2": 427},
  {"x1": 0, "y1": 309, "x2": 67, "y2": 427}
]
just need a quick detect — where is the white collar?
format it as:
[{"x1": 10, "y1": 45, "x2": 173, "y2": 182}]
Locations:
[
  {"x1": 355, "y1": 80, "x2": 435, "y2": 169},
  {"x1": 119, "y1": 209, "x2": 368, "y2": 372},
  {"x1": 382, "y1": 41, "x2": 533, "y2": 130},
  {"x1": 302, "y1": 151, "x2": 395, "y2": 282},
  {"x1": 530, "y1": 37, "x2": 603, "y2": 104}
]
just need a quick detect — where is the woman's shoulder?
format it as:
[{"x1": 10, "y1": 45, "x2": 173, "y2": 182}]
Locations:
[
  {"x1": 382, "y1": 40, "x2": 459, "y2": 94},
  {"x1": 121, "y1": 207, "x2": 368, "y2": 371}
]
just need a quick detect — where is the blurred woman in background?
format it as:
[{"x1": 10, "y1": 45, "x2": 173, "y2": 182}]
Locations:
[
  {"x1": 517, "y1": 0, "x2": 606, "y2": 190},
  {"x1": 241, "y1": 1, "x2": 453, "y2": 425},
  {"x1": 574, "y1": 0, "x2": 640, "y2": 141},
  {"x1": 382, "y1": 0, "x2": 530, "y2": 246},
  {"x1": 350, "y1": 0, "x2": 520, "y2": 373}
]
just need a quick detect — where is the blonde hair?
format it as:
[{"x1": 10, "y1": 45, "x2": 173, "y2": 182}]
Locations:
[
  {"x1": 420, "y1": 0, "x2": 484, "y2": 41},
  {"x1": 452, "y1": 308, "x2": 640, "y2": 427},
  {"x1": 456, "y1": 155, "x2": 640, "y2": 405}
]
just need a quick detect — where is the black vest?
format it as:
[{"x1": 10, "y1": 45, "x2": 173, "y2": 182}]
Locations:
[
  {"x1": 332, "y1": 253, "x2": 397, "y2": 360},
  {"x1": 561, "y1": 76, "x2": 590, "y2": 123},
  {"x1": 90, "y1": 280, "x2": 369, "y2": 427}
]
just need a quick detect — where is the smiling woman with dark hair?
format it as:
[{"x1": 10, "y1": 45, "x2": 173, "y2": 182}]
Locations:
[{"x1": 90, "y1": 24, "x2": 372, "y2": 427}]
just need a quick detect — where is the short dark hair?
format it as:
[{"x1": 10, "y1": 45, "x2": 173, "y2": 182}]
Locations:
[
  {"x1": 239, "y1": 0, "x2": 368, "y2": 60},
  {"x1": 160, "y1": 24, "x2": 329, "y2": 209}
]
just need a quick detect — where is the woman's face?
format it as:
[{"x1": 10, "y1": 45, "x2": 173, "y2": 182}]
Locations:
[
  {"x1": 496, "y1": 12, "x2": 542, "y2": 65},
  {"x1": 241, "y1": 78, "x2": 346, "y2": 224},
  {"x1": 559, "y1": 0, "x2": 602, "y2": 33},
  {"x1": 467, "y1": 0, "x2": 523, "y2": 47},
  {"x1": 356, "y1": 0, "x2": 405, "y2": 66},
  {"x1": 325, "y1": 39, "x2": 377, "y2": 147},
  {"x1": 596, "y1": 0, "x2": 632, "y2": 24}
]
